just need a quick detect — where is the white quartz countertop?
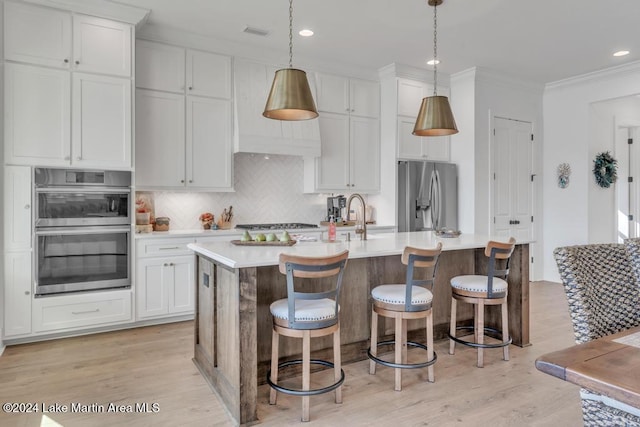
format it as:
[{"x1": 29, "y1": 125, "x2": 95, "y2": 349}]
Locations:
[
  {"x1": 187, "y1": 231, "x2": 531, "y2": 269},
  {"x1": 135, "y1": 224, "x2": 395, "y2": 239}
]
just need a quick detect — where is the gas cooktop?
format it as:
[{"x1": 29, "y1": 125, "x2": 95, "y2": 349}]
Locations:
[{"x1": 235, "y1": 223, "x2": 319, "y2": 231}]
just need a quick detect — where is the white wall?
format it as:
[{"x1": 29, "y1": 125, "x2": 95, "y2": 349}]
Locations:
[
  {"x1": 451, "y1": 67, "x2": 544, "y2": 278},
  {"x1": 543, "y1": 61, "x2": 640, "y2": 281}
]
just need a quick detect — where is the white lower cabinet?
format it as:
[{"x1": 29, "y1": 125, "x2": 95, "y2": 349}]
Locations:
[
  {"x1": 4, "y1": 251, "x2": 33, "y2": 337},
  {"x1": 32, "y1": 290, "x2": 132, "y2": 333},
  {"x1": 135, "y1": 238, "x2": 195, "y2": 320}
]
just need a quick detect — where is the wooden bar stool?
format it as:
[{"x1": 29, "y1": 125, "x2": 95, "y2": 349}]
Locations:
[
  {"x1": 368, "y1": 243, "x2": 442, "y2": 391},
  {"x1": 267, "y1": 250, "x2": 349, "y2": 422},
  {"x1": 448, "y1": 237, "x2": 516, "y2": 368}
]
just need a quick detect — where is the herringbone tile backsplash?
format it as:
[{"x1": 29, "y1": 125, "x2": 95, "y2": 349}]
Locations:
[{"x1": 139, "y1": 153, "x2": 328, "y2": 230}]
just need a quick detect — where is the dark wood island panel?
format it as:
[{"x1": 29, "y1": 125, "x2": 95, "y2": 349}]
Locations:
[{"x1": 192, "y1": 243, "x2": 529, "y2": 425}]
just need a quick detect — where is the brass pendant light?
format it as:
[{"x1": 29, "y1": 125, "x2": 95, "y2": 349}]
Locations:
[
  {"x1": 413, "y1": 0, "x2": 458, "y2": 136},
  {"x1": 263, "y1": 0, "x2": 318, "y2": 121}
]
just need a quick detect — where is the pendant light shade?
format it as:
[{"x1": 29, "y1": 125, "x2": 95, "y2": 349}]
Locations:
[
  {"x1": 413, "y1": 95, "x2": 457, "y2": 136},
  {"x1": 263, "y1": 68, "x2": 318, "y2": 120},
  {"x1": 263, "y1": 0, "x2": 318, "y2": 121},
  {"x1": 413, "y1": 0, "x2": 458, "y2": 137}
]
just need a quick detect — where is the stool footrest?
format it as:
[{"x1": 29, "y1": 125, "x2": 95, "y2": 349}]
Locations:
[
  {"x1": 267, "y1": 359, "x2": 345, "y2": 397},
  {"x1": 448, "y1": 326, "x2": 512, "y2": 349},
  {"x1": 367, "y1": 340, "x2": 437, "y2": 369}
]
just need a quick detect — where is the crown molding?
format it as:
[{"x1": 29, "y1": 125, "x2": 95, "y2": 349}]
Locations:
[
  {"x1": 546, "y1": 60, "x2": 640, "y2": 90},
  {"x1": 21, "y1": 0, "x2": 150, "y2": 25}
]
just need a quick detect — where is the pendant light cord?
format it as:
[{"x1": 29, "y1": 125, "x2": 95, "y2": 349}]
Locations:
[
  {"x1": 289, "y1": 0, "x2": 293, "y2": 68},
  {"x1": 432, "y1": 1, "x2": 438, "y2": 96}
]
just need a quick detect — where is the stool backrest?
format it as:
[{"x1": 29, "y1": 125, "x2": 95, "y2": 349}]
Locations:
[
  {"x1": 401, "y1": 243, "x2": 443, "y2": 312},
  {"x1": 278, "y1": 250, "x2": 349, "y2": 329},
  {"x1": 485, "y1": 237, "x2": 516, "y2": 298}
]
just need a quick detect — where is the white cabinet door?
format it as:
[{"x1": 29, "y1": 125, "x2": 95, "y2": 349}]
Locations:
[
  {"x1": 136, "y1": 40, "x2": 185, "y2": 93},
  {"x1": 397, "y1": 78, "x2": 428, "y2": 117},
  {"x1": 350, "y1": 116, "x2": 380, "y2": 192},
  {"x1": 168, "y1": 256, "x2": 195, "y2": 314},
  {"x1": 73, "y1": 15, "x2": 132, "y2": 77},
  {"x1": 315, "y1": 113, "x2": 350, "y2": 191},
  {"x1": 4, "y1": 166, "x2": 32, "y2": 251},
  {"x1": 5, "y1": 63, "x2": 71, "y2": 166},
  {"x1": 4, "y1": 2, "x2": 72, "y2": 69},
  {"x1": 136, "y1": 256, "x2": 194, "y2": 319},
  {"x1": 350, "y1": 78, "x2": 379, "y2": 118},
  {"x1": 136, "y1": 258, "x2": 169, "y2": 318},
  {"x1": 4, "y1": 251, "x2": 33, "y2": 337},
  {"x1": 186, "y1": 49, "x2": 232, "y2": 99},
  {"x1": 187, "y1": 97, "x2": 233, "y2": 190},
  {"x1": 72, "y1": 73, "x2": 131, "y2": 168},
  {"x1": 397, "y1": 117, "x2": 449, "y2": 162},
  {"x1": 135, "y1": 90, "x2": 185, "y2": 188},
  {"x1": 316, "y1": 73, "x2": 349, "y2": 114}
]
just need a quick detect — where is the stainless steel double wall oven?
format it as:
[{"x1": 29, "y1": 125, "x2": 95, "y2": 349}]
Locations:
[{"x1": 34, "y1": 168, "x2": 132, "y2": 296}]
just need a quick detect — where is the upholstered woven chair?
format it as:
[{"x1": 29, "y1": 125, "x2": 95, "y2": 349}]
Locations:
[
  {"x1": 368, "y1": 243, "x2": 443, "y2": 391},
  {"x1": 448, "y1": 238, "x2": 516, "y2": 368},
  {"x1": 267, "y1": 250, "x2": 349, "y2": 422},
  {"x1": 554, "y1": 243, "x2": 640, "y2": 426}
]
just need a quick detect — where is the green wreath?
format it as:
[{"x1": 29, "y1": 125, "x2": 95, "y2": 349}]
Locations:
[{"x1": 593, "y1": 151, "x2": 618, "y2": 188}]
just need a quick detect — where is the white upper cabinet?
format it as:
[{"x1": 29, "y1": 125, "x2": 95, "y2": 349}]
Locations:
[
  {"x1": 134, "y1": 41, "x2": 234, "y2": 191},
  {"x1": 4, "y1": 2, "x2": 72, "y2": 68},
  {"x1": 5, "y1": 3, "x2": 131, "y2": 77},
  {"x1": 305, "y1": 72, "x2": 380, "y2": 193},
  {"x1": 5, "y1": 63, "x2": 71, "y2": 166},
  {"x1": 316, "y1": 73, "x2": 379, "y2": 118},
  {"x1": 136, "y1": 40, "x2": 185, "y2": 92},
  {"x1": 3, "y1": 2, "x2": 134, "y2": 169},
  {"x1": 72, "y1": 73, "x2": 132, "y2": 168},
  {"x1": 395, "y1": 77, "x2": 450, "y2": 162},
  {"x1": 72, "y1": 15, "x2": 132, "y2": 77},
  {"x1": 135, "y1": 90, "x2": 186, "y2": 188},
  {"x1": 186, "y1": 50, "x2": 232, "y2": 99}
]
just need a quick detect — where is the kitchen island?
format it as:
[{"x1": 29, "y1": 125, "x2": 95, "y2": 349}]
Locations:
[{"x1": 188, "y1": 232, "x2": 530, "y2": 425}]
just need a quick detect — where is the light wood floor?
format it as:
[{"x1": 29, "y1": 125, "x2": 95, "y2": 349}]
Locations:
[{"x1": 0, "y1": 281, "x2": 582, "y2": 426}]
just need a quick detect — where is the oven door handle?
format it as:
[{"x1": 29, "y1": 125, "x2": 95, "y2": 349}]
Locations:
[
  {"x1": 35, "y1": 187, "x2": 131, "y2": 194},
  {"x1": 35, "y1": 226, "x2": 131, "y2": 236}
]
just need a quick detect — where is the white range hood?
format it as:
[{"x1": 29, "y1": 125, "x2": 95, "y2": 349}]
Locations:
[{"x1": 233, "y1": 58, "x2": 321, "y2": 157}]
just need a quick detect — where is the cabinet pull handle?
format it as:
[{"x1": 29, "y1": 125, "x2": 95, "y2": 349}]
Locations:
[
  {"x1": 72, "y1": 308, "x2": 99, "y2": 315},
  {"x1": 24, "y1": 204, "x2": 30, "y2": 209},
  {"x1": 159, "y1": 247, "x2": 180, "y2": 250}
]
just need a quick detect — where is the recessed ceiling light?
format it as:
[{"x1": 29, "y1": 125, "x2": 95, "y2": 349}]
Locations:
[
  {"x1": 427, "y1": 59, "x2": 440, "y2": 66},
  {"x1": 299, "y1": 29, "x2": 314, "y2": 37},
  {"x1": 613, "y1": 50, "x2": 630, "y2": 57}
]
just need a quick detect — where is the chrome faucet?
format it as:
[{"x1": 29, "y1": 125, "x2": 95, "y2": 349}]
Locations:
[{"x1": 346, "y1": 193, "x2": 367, "y2": 240}]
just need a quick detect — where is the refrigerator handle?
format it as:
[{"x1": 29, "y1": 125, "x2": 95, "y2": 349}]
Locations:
[{"x1": 430, "y1": 170, "x2": 441, "y2": 230}]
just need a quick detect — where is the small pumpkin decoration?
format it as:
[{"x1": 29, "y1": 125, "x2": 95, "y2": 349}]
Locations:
[{"x1": 593, "y1": 152, "x2": 618, "y2": 188}]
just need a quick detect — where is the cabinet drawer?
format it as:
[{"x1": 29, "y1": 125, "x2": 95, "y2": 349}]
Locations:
[
  {"x1": 136, "y1": 238, "x2": 194, "y2": 258},
  {"x1": 33, "y1": 290, "x2": 132, "y2": 332}
]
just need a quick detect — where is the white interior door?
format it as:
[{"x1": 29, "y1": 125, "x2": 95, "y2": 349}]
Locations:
[{"x1": 492, "y1": 117, "x2": 533, "y2": 242}]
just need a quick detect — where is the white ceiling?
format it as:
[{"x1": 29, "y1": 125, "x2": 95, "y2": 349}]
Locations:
[{"x1": 112, "y1": 0, "x2": 640, "y2": 84}]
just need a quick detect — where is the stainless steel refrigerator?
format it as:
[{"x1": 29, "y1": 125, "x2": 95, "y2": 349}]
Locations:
[{"x1": 398, "y1": 160, "x2": 458, "y2": 232}]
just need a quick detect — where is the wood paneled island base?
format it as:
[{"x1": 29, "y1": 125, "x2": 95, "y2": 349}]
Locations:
[{"x1": 189, "y1": 233, "x2": 530, "y2": 425}]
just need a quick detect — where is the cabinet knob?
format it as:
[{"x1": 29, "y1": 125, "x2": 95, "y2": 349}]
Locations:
[
  {"x1": 25, "y1": 291, "x2": 30, "y2": 295},
  {"x1": 180, "y1": 179, "x2": 185, "y2": 183},
  {"x1": 169, "y1": 262, "x2": 174, "y2": 266},
  {"x1": 75, "y1": 60, "x2": 80, "y2": 65},
  {"x1": 24, "y1": 204, "x2": 30, "y2": 210},
  {"x1": 163, "y1": 263, "x2": 168, "y2": 267},
  {"x1": 189, "y1": 179, "x2": 193, "y2": 183},
  {"x1": 188, "y1": 86, "x2": 193, "y2": 90},
  {"x1": 64, "y1": 59, "x2": 69, "y2": 63}
]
